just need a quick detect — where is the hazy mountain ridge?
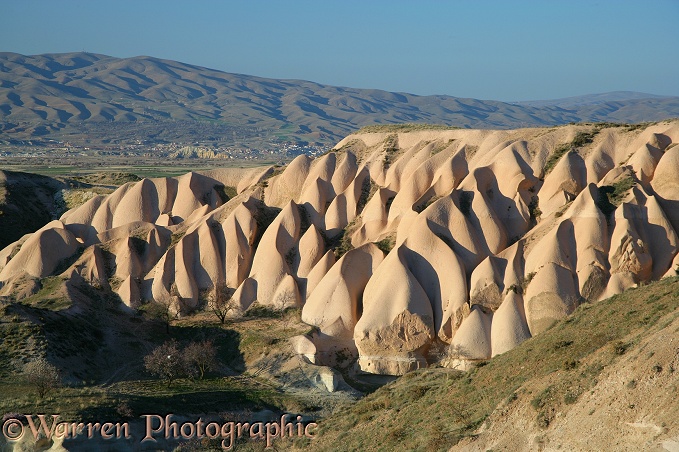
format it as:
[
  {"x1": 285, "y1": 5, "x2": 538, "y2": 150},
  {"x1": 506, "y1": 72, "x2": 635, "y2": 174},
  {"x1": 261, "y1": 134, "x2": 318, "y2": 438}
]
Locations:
[
  {"x1": 2, "y1": 52, "x2": 679, "y2": 147},
  {"x1": 514, "y1": 91, "x2": 674, "y2": 107}
]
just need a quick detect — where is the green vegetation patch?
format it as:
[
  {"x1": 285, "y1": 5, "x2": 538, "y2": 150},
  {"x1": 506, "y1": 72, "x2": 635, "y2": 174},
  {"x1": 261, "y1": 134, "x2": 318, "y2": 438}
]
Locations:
[
  {"x1": 374, "y1": 235, "x2": 396, "y2": 254},
  {"x1": 357, "y1": 177, "x2": 378, "y2": 214},
  {"x1": 333, "y1": 220, "x2": 358, "y2": 259},
  {"x1": 596, "y1": 176, "x2": 636, "y2": 217},
  {"x1": 71, "y1": 172, "x2": 141, "y2": 186},
  {"x1": 382, "y1": 134, "x2": 399, "y2": 169},
  {"x1": 458, "y1": 190, "x2": 473, "y2": 217},
  {"x1": 21, "y1": 276, "x2": 71, "y2": 311},
  {"x1": 358, "y1": 123, "x2": 461, "y2": 134},
  {"x1": 0, "y1": 377, "x2": 285, "y2": 425},
  {"x1": 543, "y1": 130, "x2": 598, "y2": 175}
]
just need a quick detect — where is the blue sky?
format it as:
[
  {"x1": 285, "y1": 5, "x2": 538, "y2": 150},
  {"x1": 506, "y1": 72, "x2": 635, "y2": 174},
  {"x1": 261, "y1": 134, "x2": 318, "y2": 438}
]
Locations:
[{"x1": 2, "y1": 0, "x2": 678, "y2": 101}]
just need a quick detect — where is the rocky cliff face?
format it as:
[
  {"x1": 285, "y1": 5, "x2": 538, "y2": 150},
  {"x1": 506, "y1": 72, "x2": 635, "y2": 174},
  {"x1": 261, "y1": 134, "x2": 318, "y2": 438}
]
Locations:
[{"x1": 2, "y1": 121, "x2": 678, "y2": 375}]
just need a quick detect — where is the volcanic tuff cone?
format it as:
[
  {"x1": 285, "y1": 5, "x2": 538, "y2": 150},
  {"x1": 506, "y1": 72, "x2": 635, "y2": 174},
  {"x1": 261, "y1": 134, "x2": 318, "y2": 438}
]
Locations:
[{"x1": 2, "y1": 121, "x2": 679, "y2": 375}]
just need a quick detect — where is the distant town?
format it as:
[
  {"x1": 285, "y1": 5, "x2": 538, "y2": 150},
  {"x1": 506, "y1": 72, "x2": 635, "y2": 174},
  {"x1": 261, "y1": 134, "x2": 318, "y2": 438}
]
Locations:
[{"x1": 0, "y1": 139, "x2": 328, "y2": 168}]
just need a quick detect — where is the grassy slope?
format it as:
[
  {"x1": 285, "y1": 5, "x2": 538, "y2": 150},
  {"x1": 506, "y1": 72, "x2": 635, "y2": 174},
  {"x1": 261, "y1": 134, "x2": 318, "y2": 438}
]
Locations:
[
  {"x1": 301, "y1": 276, "x2": 679, "y2": 452},
  {"x1": 0, "y1": 277, "x2": 319, "y2": 425}
]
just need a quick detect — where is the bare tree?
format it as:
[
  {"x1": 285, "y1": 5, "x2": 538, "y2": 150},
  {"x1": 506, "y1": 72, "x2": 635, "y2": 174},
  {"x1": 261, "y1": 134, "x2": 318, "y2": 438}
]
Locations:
[
  {"x1": 183, "y1": 340, "x2": 218, "y2": 380},
  {"x1": 143, "y1": 340, "x2": 185, "y2": 386},
  {"x1": 24, "y1": 358, "x2": 61, "y2": 398},
  {"x1": 143, "y1": 283, "x2": 182, "y2": 333},
  {"x1": 277, "y1": 291, "x2": 298, "y2": 331},
  {"x1": 144, "y1": 299, "x2": 178, "y2": 334},
  {"x1": 208, "y1": 284, "x2": 237, "y2": 324}
]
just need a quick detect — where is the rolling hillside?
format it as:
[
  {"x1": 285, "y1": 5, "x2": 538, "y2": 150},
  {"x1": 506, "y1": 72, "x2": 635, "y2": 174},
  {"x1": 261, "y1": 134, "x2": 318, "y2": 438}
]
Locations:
[{"x1": 2, "y1": 52, "x2": 679, "y2": 148}]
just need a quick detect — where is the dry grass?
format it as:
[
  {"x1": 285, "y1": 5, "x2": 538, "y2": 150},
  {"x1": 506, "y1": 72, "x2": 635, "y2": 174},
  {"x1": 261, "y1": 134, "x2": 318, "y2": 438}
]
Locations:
[
  {"x1": 301, "y1": 276, "x2": 679, "y2": 451},
  {"x1": 357, "y1": 124, "x2": 460, "y2": 134}
]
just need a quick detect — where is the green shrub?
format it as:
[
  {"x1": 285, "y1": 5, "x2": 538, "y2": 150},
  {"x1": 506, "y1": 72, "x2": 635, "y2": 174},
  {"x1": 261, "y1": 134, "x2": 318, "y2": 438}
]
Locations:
[
  {"x1": 458, "y1": 191, "x2": 473, "y2": 217},
  {"x1": 543, "y1": 131, "x2": 597, "y2": 175},
  {"x1": 374, "y1": 236, "x2": 395, "y2": 254},
  {"x1": 596, "y1": 176, "x2": 635, "y2": 217}
]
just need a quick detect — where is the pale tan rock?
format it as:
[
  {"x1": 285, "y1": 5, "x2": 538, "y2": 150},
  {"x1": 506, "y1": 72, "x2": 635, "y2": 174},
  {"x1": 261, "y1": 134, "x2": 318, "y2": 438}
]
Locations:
[
  {"x1": 89, "y1": 182, "x2": 135, "y2": 235},
  {"x1": 297, "y1": 224, "x2": 326, "y2": 279},
  {"x1": 383, "y1": 139, "x2": 432, "y2": 192},
  {"x1": 0, "y1": 222, "x2": 79, "y2": 281},
  {"x1": 240, "y1": 201, "x2": 301, "y2": 307},
  {"x1": 397, "y1": 222, "x2": 469, "y2": 343},
  {"x1": 305, "y1": 250, "x2": 336, "y2": 298},
  {"x1": 149, "y1": 246, "x2": 175, "y2": 305},
  {"x1": 457, "y1": 168, "x2": 508, "y2": 254},
  {"x1": 298, "y1": 153, "x2": 337, "y2": 229},
  {"x1": 111, "y1": 178, "x2": 160, "y2": 228},
  {"x1": 302, "y1": 244, "x2": 383, "y2": 366},
  {"x1": 663, "y1": 252, "x2": 679, "y2": 278},
  {"x1": 233, "y1": 277, "x2": 258, "y2": 311},
  {"x1": 628, "y1": 143, "x2": 663, "y2": 186},
  {"x1": 324, "y1": 167, "x2": 370, "y2": 238},
  {"x1": 4, "y1": 121, "x2": 679, "y2": 377},
  {"x1": 350, "y1": 186, "x2": 395, "y2": 248},
  {"x1": 490, "y1": 292, "x2": 531, "y2": 356},
  {"x1": 525, "y1": 219, "x2": 577, "y2": 275},
  {"x1": 221, "y1": 203, "x2": 258, "y2": 288},
  {"x1": 354, "y1": 245, "x2": 435, "y2": 375},
  {"x1": 651, "y1": 143, "x2": 679, "y2": 233},
  {"x1": 404, "y1": 194, "x2": 488, "y2": 274},
  {"x1": 450, "y1": 305, "x2": 493, "y2": 360},
  {"x1": 172, "y1": 232, "x2": 200, "y2": 308},
  {"x1": 201, "y1": 166, "x2": 274, "y2": 194},
  {"x1": 0, "y1": 235, "x2": 31, "y2": 273},
  {"x1": 155, "y1": 213, "x2": 173, "y2": 227},
  {"x1": 61, "y1": 194, "x2": 106, "y2": 241},
  {"x1": 469, "y1": 256, "x2": 505, "y2": 311},
  {"x1": 539, "y1": 151, "x2": 587, "y2": 217},
  {"x1": 60, "y1": 245, "x2": 108, "y2": 289},
  {"x1": 110, "y1": 236, "x2": 143, "y2": 281},
  {"x1": 264, "y1": 155, "x2": 312, "y2": 207},
  {"x1": 610, "y1": 233, "x2": 651, "y2": 282},
  {"x1": 298, "y1": 177, "x2": 333, "y2": 229},
  {"x1": 290, "y1": 335, "x2": 318, "y2": 363},
  {"x1": 117, "y1": 275, "x2": 141, "y2": 309},
  {"x1": 270, "y1": 273, "x2": 301, "y2": 309},
  {"x1": 330, "y1": 151, "x2": 358, "y2": 195},
  {"x1": 524, "y1": 263, "x2": 578, "y2": 335}
]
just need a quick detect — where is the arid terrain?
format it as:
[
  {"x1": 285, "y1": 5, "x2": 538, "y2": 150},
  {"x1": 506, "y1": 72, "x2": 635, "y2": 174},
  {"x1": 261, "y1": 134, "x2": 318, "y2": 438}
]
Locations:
[
  {"x1": 1, "y1": 120, "x2": 678, "y2": 450},
  {"x1": 2, "y1": 52, "x2": 679, "y2": 152}
]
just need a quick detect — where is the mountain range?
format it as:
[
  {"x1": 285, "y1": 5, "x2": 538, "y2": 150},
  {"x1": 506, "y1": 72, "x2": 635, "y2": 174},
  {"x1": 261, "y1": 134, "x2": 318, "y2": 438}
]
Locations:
[{"x1": 1, "y1": 52, "x2": 678, "y2": 148}]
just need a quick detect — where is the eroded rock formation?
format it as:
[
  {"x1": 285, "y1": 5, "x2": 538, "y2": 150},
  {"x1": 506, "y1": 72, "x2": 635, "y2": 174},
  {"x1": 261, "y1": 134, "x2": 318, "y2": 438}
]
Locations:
[{"x1": 2, "y1": 121, "x2": 679, "y2": 375}]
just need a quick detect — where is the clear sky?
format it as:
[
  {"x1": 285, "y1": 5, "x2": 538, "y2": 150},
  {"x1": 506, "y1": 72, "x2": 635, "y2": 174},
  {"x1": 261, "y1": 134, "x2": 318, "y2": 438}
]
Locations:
[{"x1": 2, "y1": 0, "x2": 678, "y2": 101}]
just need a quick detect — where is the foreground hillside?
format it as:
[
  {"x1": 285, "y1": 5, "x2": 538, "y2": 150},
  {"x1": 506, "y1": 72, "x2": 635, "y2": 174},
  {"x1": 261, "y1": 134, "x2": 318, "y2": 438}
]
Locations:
[
  {"x1": 302, "y1": 275, "x2": 679, "y2": 451},
  {"x1": 2, "y1": 52, "x2": 679, "y2": 147},
  {"x1": 1, "y1": 120, "x2": 678, "y2": 380}
]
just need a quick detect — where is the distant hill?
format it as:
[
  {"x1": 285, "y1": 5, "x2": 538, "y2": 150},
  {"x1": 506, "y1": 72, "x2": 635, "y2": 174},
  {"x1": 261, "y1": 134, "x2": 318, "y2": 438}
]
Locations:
[
  {"x1": 514, "y1": 90, "x2": 674, "y2": 108},
  {"x1": 1, "y1": 52, "x2": 679, "y2": 147}
]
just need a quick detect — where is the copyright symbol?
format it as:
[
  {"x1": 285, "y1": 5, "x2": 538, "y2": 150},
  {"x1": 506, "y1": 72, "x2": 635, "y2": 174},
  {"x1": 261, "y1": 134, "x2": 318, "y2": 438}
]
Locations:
[{"x1": 2, "y1": 418, "x2": 24, "y2": 441}]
